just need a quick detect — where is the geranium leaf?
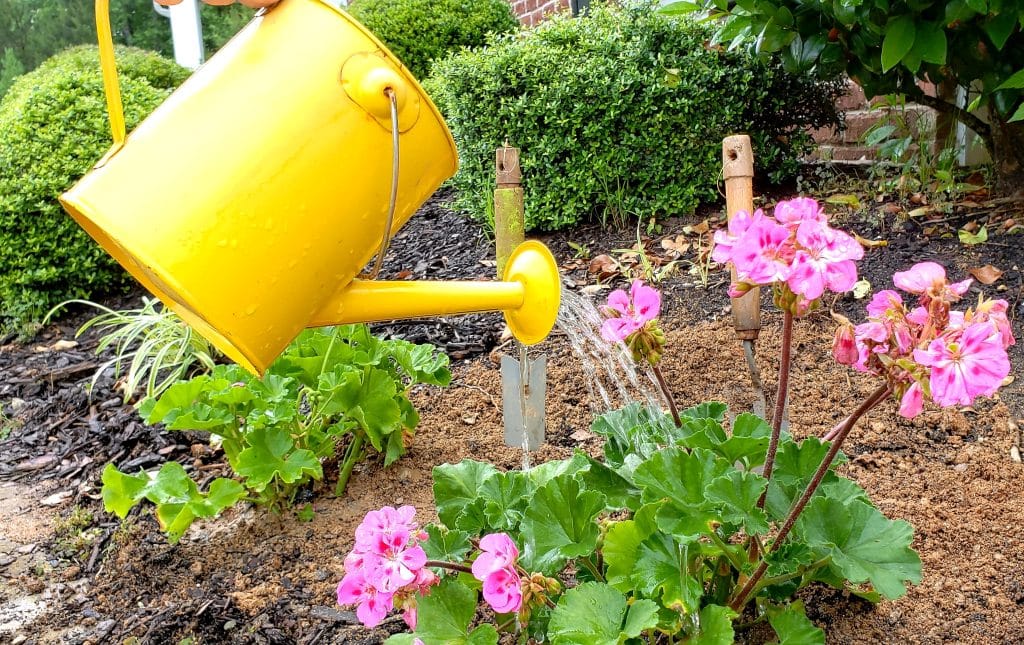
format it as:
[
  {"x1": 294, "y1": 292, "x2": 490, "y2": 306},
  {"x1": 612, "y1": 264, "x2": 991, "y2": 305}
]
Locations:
[
  {"x1": 235, "y1": 426, "x2": 321, "y2": 490},
  {"x1": 479, "y1": 470, "x2": 533, "y2": 531},
  {"x1": 548, "y1": 582, "x2": 658, "y2": 644},
  {"x1": 406, "y1": 578, "x2": 487, "y2": 644},
  {"x1": 718, "y1": 412, "x2": 772, "y2": 468},
  {"x1": 796, "y1": 497, "x2": 922, "y2": 599},
  {"x1": 422, "y1": 524, "x2": 472, "y2": 563},
  {"x1": 706, "y1": 469, "x2": 770, "y2": 535},
  {"x1": 521, "y1": 475, "x2": 606, "y2": 575},
  {"x1": 690, "y1": 604, "x2": 737, "y2": 644},
  {"x1": 433, "y1": 460, "x2": 499, "y2": 527},
  {"x1": 634, "y1": 447, "x2": 730, "y2": 536},
  {"x1": 100, "y1": 464, "x2": 149, "y2": 518},
  {"x1": 767, "y1": 601, "x2": 825, "y2": 644},
  {"x1": 633, "y1": 532, "x2": 703, "y2": 615},
  {"x1": 603, "y1": 503, "x2": 660, "y2": 592}
]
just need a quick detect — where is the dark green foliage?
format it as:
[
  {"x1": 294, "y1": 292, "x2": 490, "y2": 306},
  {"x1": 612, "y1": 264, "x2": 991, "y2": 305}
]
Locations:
[
  {"x1": 347, "y1": 0, "x2": 520, "y2": 80},
  {"x1": 0, "y1": 46, "x2": 189, "y2": 331},
  {"x1": 426, "y1": 2, "x2": 844, "y2": 231}
]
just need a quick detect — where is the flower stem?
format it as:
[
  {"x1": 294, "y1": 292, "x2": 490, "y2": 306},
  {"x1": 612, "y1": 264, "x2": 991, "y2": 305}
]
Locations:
[
  {"x1": 579, "y1": 555, "x2": 605, "y2": 582},
  {"x1": 758, "y1": 310, "x2": 794, "y2": 511},
  {"x1": 652, "y1": 363, "x2": 681, "y2": 426},
  {"x1": 334, "y1": 433, "x2": 365, "y2": 497},
  {"x1": 729, "y1": 383, "x2": 892, "y2": 611},
  {"x1": 425, "y1": 560, "x2": 473, "y2": 574},
  {"x1": 707, "y1": 530, "x2": 744, "y2": 572}
]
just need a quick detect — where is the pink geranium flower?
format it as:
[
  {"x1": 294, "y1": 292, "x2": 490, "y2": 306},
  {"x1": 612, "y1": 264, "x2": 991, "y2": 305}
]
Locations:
[
  {"x1": 366, "y1": 541, "x2": 427, "y2": 593},
  {"x1": 599, "y1": 280, "x2": 661, "y2": 343},
  {"x1": 913, "y1": 322, "x2": 1010, "y2": 407},
  {"x1": 893, "y1": 262, "x2": 972, "y2": 303},
  {"x1": 337, "y1": 569, "x2": 394, "y2": 628},
  {"x1": 729, "y1": 216, "x2": 792, "y2": 286},
  {"x1": 712, "y1": 208, "x2": 764, "y2": 264},
  {"x1": 481, "y1": 566, "x2": 523, "y2": 614},
  {"x1": 773, "y1": 196, "x2": 826, "y2": 228},
  {"x1": 471, "y1": 533, "x2": 523, "y2": 615},
  {"x1": 786, "y1": 219, "x2": 862, "y2": 300}
]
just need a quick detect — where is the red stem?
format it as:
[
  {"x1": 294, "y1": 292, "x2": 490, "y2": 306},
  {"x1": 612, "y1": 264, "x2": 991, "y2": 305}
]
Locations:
[
  {"x1": 652, "y1": 363, "x2": 681, "y2": 427},
  {"x1": 757, "y1": 310, "x2": 794, "y2": 509},
  {"x1": 425, "y1": 560, "x2": 473, "y2": 574},
  {"x1": 730, "y1": 383, "x2": 892, "y2": 611}
]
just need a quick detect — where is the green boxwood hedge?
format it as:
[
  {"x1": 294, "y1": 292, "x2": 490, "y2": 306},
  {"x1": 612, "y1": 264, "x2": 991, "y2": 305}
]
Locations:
[
  {"x1": 426, "y1": 2, "x2": 845, "y2": 231},
  {"x1": 347, "y1": 0, "x2": 520, "y2": 81},
  {"x1": 0, "y1": 46, "x2": 189, "y2": 332}
]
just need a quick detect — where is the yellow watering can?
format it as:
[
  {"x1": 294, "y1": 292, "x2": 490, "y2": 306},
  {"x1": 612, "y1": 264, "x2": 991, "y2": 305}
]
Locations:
[{"x1": 61, "y1": 0, "x2": 560, "y2": 375}]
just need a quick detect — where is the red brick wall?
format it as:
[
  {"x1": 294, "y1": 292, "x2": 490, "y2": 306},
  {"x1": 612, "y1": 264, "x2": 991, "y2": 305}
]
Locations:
[{"x1": 509, "y1": 0, "x2": 571, "y2": 27}]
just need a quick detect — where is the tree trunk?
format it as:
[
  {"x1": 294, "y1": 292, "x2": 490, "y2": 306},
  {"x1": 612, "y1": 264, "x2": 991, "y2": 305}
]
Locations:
[{"x1": 990, "y1": 119, "x2": 1024, "y2": 197}]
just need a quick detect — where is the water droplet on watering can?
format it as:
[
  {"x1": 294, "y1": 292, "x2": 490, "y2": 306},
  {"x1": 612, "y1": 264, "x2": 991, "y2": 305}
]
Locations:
[{"x1": 245, "y1": 305, "x2": 257, "y2": 316}]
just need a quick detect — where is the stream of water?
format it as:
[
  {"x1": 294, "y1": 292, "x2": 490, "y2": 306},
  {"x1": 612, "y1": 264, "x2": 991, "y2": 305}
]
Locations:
[{"x1": 554, "y1": 286, "x2": 669, "y2": 429}]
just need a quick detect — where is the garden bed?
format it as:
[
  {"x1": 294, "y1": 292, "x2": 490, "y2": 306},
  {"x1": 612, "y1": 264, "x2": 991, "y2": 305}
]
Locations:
[{"x1": 1, "y1": 183, "x2": 1022, "y2": 644}]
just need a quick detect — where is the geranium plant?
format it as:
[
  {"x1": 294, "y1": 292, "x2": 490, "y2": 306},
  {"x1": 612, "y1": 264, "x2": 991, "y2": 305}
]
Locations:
[
  {"x1": 102, "y1": 325, "x2": 450, "y2": 542},
  {"x1": 337, "y1": 198, "x2": 1013, "y2": 642}
]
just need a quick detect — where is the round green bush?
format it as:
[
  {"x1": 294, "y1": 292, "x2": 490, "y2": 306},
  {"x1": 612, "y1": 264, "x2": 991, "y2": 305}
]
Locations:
[
  {"x1": 426, "y1": 2, "x2": 845, "y2": 231},
  {"x1": 347, "y1": 0, "x2": 520, "y2": 80},
  {"x1": 0, "y1": 45, "x2": 189, "y2": 332}
]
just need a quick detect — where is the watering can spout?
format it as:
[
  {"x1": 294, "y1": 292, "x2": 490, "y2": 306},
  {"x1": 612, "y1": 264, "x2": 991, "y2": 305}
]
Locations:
[{"x1": 309, "y1": 241, "x2": 561, "y2": 347}]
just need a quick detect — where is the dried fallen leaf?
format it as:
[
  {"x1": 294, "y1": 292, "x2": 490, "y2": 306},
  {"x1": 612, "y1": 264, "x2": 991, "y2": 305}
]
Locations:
[
  {"x1": 394, "y1": 269, "x2": 413, "y2": 280},
  {"x1": 683, "y1": 220, "x2": 710, "y2": 235},
  {"x1": 660, "y1": 235, "x2": 690, "y2": 256},
  {"x1": 968, "y1": 264, "x2": 1003, "y2": 285},
  {"x1": 961, "y1": 220, "x2": 979, "y2": 233},
  {"x1": 854, "y1": 233, "x2": 888, "y2": 248},
  {"x1": 852, "y1": 279, "x2": 872, "y2": 299},
  {"x1": 40, "y1": 491, "x2": 73, "y2": 507},
  {"x1": 588, "y1": 254, "x2": 619, "y2": 277},
  {"x1": 51, "y1": 339, "x2": 78, "y2": 351},
  {"x1": 580, "y1": 284, "x2": 610, "y2": 296},
  {"x1": 907, "y1": 206, "x2": 933, "y2": 218}
]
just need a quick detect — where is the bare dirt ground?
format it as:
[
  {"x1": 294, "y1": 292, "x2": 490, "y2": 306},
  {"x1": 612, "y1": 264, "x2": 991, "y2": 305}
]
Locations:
[{"x1": 1, "y1": 183, "x2": 1022, "y2": 644}]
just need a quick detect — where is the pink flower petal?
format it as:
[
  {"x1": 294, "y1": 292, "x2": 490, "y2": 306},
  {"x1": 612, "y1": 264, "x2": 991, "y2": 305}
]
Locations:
[
  {"x1": 630, "y1": 280, "x2": 661, "y2": 322},
  {"x1": 899, "y1": 382, "x2": 924, "y2": 418},
  {"x1": 893, "y1": 262, "x2": 946, "y2": 294}
]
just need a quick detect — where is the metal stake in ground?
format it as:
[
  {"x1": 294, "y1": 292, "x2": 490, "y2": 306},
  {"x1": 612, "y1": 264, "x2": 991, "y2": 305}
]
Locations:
[
  {"x1": 722, "y1": 135, "x2": 767, "y2": 418},
  {"x1": 494, "y1": 144, "x2": 546, "y2": 454}
]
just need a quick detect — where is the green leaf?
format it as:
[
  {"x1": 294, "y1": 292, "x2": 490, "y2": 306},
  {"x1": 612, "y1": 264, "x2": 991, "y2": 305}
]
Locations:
[
  {"x1": 691, "y1": 605, "x2": 738, "y2": 644},
  {"x1": 984, "y1": 10, "x2": 1018, "y2": 50},
  {"x1": 234, "y1": 426, "x2": 321, "y2": 490},
  {"x1": 521, "y1": 475, "x2": 606, "y2": 575},
  {"x1": 548, "y1": 582, "x2": 658, "y2": 645},
  {"x1": 454, "y1": 497, "x2": 489, "y2": 534},
  {"x1": 407, "y1": 578, "x2": 495, "y2": 644},
  {"x1": 767, "y1": 601, "x2": 825, "y2": 645},
  {"x1": 634, "y1": 447, "x2": 730, "y2": 536},
  {"x1": 658, "y1": 1, "x2": 702, "y2": 15},
  {"x1": 680, "y1": 401, "x2": 728, "y2": 422},
  {"x1": 1010, "y1": 103, "x2": 1024, "y2": 123},
  {"x1": 101, "y1": 463, "x2": 149, "y2": 518},
  {"x1": 603, "y1": 503, "x2": 659, "y2": 592},
  {"x1": 958, "y1": 225, "x2": 988, "y2": 245},
  {"x1": 706, "y1": 470, "x2": 770, "y2": 535},
  {"x1": 190, "y1": 478, "x2": 246, "y2": 518},
  {"x1": 997, "y1": 69, "x2": 1024, "y2": 90},
  {"x1": 881, "y1": 16, "x2": 916, "y2": 72},
  {"x1": 578, "y1": 456, "x2": 642, "y2": 511},
  {"x1": 479, "y1": 470, "x2": 533, "y2": 530},
  {"x1": 718, "y1": 412, "x2": 772, "y2": 468},
  {"x1": 634, "y1": 532, "x2": 703, "y2": 615},
  {"x1": 433, "y1": 460, "x2": 499, "y2": 527},
  {"x1": 318, "y1": 366, "x2": 402, "y2": 450},
  {"x1": 797, "y1": 497, "x2": 922, "y2": 599},
  {"x1": 912, "y1": 23, "x2": 947, "y2": 65},
  {"x1": 422, "y1": 524, "x2": 472, "y2": 562}
]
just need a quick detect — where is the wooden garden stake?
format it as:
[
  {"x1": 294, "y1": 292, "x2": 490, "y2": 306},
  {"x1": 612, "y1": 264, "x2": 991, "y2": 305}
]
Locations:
[
  {"x1": 722, "y1": 135, "x2": 767, "y2": 418},
  {"x1": 494, "y1": 144, "x2": 525, "y2": 275},
  {"x1": 494, "y1": 144, "x2": 545, "y2": 454}
]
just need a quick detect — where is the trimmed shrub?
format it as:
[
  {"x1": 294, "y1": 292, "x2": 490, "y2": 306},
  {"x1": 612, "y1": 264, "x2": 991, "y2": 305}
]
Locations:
[
  {"x1": 347, "y1": 0, "x2": 520, "y2": 80},
  {"x1": 426, "y1": 2, "x2": 845, "y2": 231},
  {"x1": 0, "y1": 46, "x2": 189, "y2": 332}
]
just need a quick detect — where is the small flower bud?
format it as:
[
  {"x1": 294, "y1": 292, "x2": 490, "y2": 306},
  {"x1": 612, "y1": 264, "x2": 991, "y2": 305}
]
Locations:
[{"x1": 832, "y1": 323, "x2": 858, "y2": 366}]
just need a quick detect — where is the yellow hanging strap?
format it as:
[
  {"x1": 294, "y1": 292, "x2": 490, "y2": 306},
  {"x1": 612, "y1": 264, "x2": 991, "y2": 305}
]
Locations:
[{"x1": 95, "y1": 0, "x2": 126, "y2": 150}]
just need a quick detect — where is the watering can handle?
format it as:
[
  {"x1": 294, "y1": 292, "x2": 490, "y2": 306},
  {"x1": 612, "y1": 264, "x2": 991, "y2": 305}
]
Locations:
[{"x1": 95, "y1": 0, "x2": 127, "y2": 152}]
